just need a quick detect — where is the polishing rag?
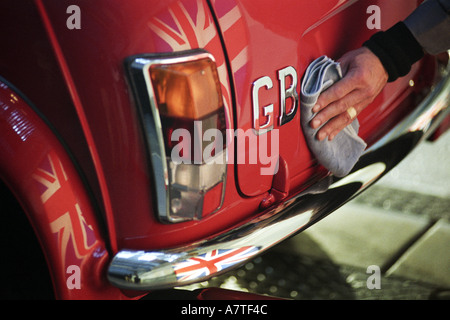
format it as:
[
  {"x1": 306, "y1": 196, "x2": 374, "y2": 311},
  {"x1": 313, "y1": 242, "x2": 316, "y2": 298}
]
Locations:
[{"x1": 300, "y1": 55, "x2": 367, "y2": 177}]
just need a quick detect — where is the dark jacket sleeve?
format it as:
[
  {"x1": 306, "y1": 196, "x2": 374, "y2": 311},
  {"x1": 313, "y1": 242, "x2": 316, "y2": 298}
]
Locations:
[
  {"x1": 404, "y1": 0, "x2": 450, "y2": 55},
  {"x1": 363, "y1": 0, "x2": 450, "y2": 82}
]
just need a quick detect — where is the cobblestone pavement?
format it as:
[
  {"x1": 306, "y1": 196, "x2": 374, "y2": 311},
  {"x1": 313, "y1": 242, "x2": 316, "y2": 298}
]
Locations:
[
  {"x1": 179, "y1": 186, "x2": 449, "y2": 300},
  {"x1": 198, "y1": 250, "x2": 447, "y2": 300},
  {"x1": 179, "y1": 132, "x2": 450, "y2": 300}
]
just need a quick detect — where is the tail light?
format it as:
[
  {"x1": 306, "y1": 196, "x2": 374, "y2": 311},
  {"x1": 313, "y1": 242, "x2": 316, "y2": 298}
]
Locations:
[{"x1": 126, "y1": 50, "x2": 227, "y2": 223}]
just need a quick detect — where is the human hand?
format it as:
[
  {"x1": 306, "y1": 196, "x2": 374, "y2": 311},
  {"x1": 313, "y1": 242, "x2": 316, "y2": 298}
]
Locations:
[{"x1": 310, "y1": 47, "x2": 388, "y2": 141}]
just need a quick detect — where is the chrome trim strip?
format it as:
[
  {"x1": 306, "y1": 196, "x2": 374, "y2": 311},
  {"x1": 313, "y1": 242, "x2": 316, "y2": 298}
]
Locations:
[{"x1": 109, "y1": 60, "x2": 450, "y2": 291}]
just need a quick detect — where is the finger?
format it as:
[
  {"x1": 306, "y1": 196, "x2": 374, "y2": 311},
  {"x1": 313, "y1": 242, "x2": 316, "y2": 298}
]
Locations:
[
  {"x1": 313, "y1": 74, "x2": 359, "y2": 113},
  {"x1": 310, "y1": 89, "x2": 367, "y2": 129},
  {"x1": 316, "y1": 112, "x2": 355, "y2": 141},
  {"x1": 315, "y1": 100, "x2": 368, "y2": 141},
  {"x1": 319, "y1": 114, "x2": 354, "y2": 141}
]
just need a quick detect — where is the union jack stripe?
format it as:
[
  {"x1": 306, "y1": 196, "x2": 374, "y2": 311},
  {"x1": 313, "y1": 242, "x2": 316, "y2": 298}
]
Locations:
[
  {"x1": 173, "y1": 246, "x2": 260, "y2": 282},
  {"x1": 32, "y1": 151, "x2": 96, "y2": 266},
  {"x1": 148, "y1": 0, "x2": 216, "y2": 51},
  {"x1": 147, "y1": 0, "x2": 249, "y2": 119}
]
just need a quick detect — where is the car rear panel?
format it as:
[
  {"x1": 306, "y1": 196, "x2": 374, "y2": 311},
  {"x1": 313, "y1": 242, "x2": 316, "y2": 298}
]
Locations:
[
  {"x1": 38, "y1": 0, "x2": 261, "y2": 252},
  {"x1": 1, "y1": 0, "x2": 447, "y2": 297},
  {"x1": 208, "y1": 0, "x2": 428, "y2": 196},
  {"x1": 38, "y1": 0, "x2": 434, "y2": 254}
]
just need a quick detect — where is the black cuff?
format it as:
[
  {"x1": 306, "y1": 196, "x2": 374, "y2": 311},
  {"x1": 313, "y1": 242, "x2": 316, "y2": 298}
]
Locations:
[{"x1": 363, "y1": 22, "x2": 424, "y2": 82}]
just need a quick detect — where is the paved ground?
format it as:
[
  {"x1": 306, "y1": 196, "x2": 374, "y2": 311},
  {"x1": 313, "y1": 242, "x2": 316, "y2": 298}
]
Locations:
[{"x1": 180, "y1": 131, "x2": 450, "y2": 300}]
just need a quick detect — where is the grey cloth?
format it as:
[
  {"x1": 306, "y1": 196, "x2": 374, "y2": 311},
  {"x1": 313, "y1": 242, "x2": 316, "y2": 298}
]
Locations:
[
  {"x1": 300, "y1": 56, "x2": 367, "y2": 177},
  {"x1": 404, "y1": 0, "x2": 450, "y2": 55}
]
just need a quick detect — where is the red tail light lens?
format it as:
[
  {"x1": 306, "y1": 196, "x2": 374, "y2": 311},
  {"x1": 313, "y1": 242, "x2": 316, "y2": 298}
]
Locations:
[{"x1": 126, "y1": 50, "x2": 227, "y2": 223}]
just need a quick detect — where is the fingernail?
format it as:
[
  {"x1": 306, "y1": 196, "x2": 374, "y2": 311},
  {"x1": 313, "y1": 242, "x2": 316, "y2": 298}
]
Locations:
[
  {"x1": 311, "y1": 119, "x2": 321, "y2": 128},
  {"x1": 313, "y1": 104, "x2": 320, "y2": 113},
  {"x1": 317, "y1": 132, "x2": 326, "y2": 141},
  {"x1": 328, "y1": 134, "x2": 335, "y2": 141}
]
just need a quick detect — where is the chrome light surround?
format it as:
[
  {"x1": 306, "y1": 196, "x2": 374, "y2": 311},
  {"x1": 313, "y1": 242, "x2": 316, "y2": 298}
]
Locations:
[{"x1": 125, "y1": 50, "x2": 227, "y2": 223}]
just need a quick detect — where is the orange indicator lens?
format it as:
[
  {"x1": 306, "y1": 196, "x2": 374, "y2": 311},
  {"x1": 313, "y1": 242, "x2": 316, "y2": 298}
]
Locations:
[{"x1": 150, "y1": 58, "x2": 223, "y2": 119}]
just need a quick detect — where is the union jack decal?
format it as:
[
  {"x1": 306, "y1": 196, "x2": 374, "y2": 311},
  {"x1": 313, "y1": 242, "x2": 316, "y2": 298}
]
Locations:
[
  {"x1": 148, "y1": 0, "x2": 216, "y2": 51},
  {"x1": 32, "y1": 151, "x2": 96, "y2": 267},
  {"x1": 148, "y1": 0, "x2": 249, "y2": 115},
  {"x1": 173, "y1": 246, "x2": 260, "y2": 282}
]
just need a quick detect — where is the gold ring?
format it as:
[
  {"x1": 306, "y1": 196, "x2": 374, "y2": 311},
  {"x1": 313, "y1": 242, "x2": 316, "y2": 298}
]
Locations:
[{"x1": 346, "y1": 107, "x2": 357, "y2": 120}]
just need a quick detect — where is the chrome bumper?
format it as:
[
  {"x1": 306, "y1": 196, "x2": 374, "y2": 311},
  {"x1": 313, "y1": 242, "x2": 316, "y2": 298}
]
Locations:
[{"x1": 107, "y1": 60, "x2": 450, "y2": 291}]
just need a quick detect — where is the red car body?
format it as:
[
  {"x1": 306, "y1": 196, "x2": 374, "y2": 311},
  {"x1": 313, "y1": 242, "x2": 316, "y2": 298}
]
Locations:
[{"x1": 0, "y1": 0, "x2": 448, "y2": 299}]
